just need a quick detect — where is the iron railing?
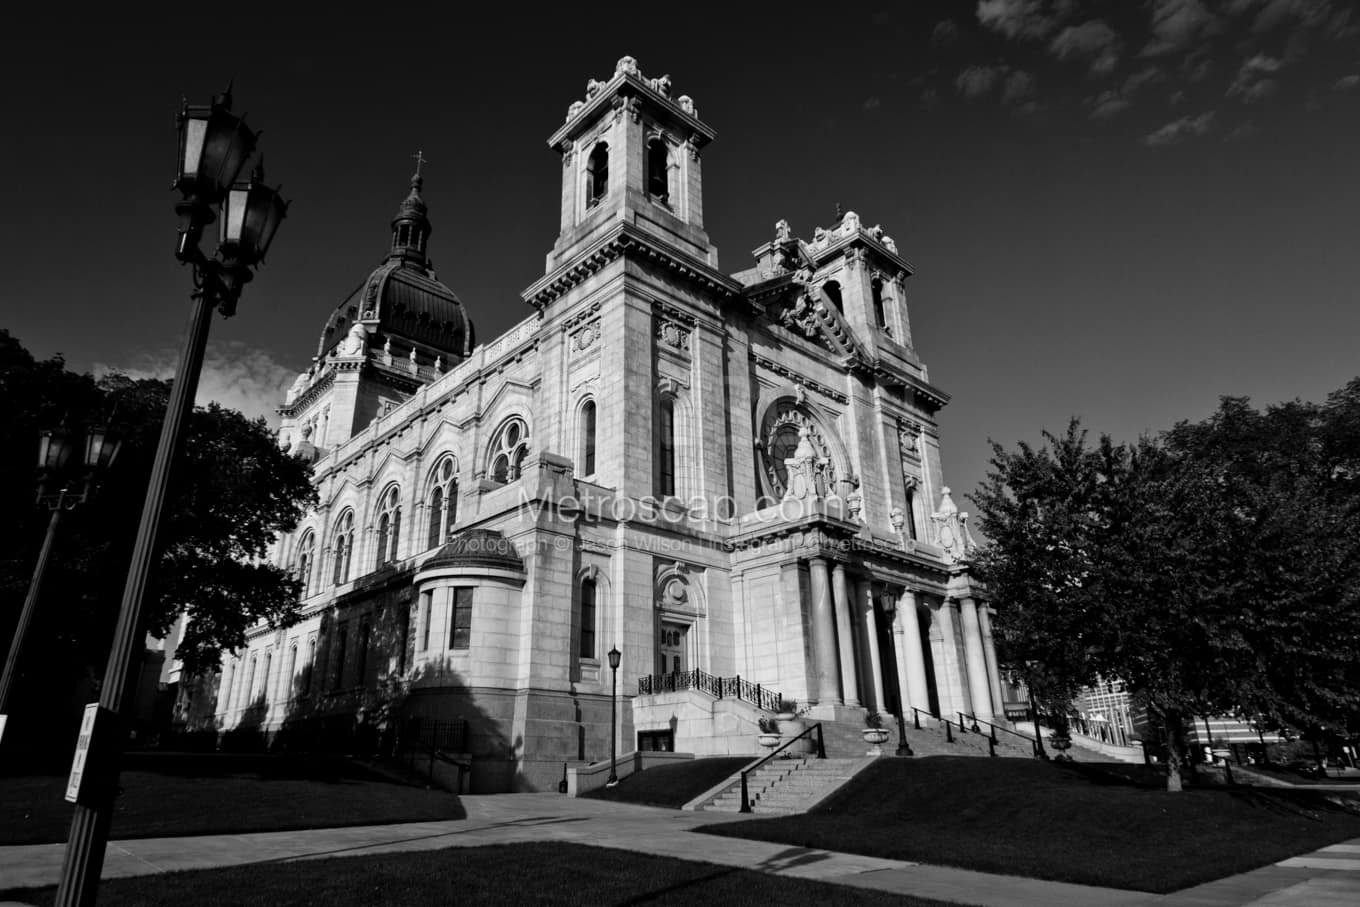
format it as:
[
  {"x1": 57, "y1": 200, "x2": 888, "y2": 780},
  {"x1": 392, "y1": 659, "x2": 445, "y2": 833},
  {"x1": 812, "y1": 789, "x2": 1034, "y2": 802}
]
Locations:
[
  {"x1": 637, "y1": 669, "x2": 781, "y2": 712},
  {"x1": 740, "y1": 723, "x2": 826, "y2": 812},
  {"x1": 966, "y1": 713, "x2": 1043, "y2": 759}
]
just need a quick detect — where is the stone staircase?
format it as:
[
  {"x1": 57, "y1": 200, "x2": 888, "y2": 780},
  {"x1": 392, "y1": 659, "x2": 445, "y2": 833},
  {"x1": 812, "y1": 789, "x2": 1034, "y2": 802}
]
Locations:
[{"x1": 697, "y1": 756, "x2": 869, "y2": 814}]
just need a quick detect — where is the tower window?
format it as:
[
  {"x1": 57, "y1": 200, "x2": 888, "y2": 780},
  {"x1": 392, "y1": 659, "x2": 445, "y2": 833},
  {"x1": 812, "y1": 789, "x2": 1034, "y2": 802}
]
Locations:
[
  {"x1": 658, "y1": 398, "x2": 676, "y2": 497},
  {"x1": 579, "y1": 577, "x2": 597, "y2": 659},
  {"x1": 586, "y1": 142, "x2": 609, "y2": 208},
  {"x1": 823, "y1": 280, "x2": 844, "y2": 314},
  {"x1": 646, "y1": 137, "x2": 669, "y2": 203},
  {"x1": 871, "y1": 278, "x2": 888, "y2": 330},
  {"x1": 580, "y1": 399, "x2": 597, "y2": 476}
]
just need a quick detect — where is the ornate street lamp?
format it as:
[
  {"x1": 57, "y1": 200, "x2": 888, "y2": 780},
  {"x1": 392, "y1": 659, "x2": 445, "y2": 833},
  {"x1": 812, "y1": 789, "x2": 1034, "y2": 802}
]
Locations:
[
  {"x1": 54, "y1": 88, "x2": 286, "y2": 907},
  {"x1": 606, "y1": 646, "x2": 621, "y2": 787},
  {"x1": 0, "y1": 426, "x2": 122, "y2": 741}
]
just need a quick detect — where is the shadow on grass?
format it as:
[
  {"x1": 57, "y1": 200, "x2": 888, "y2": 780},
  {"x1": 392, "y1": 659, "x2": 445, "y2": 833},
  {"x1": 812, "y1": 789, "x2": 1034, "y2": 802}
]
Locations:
[
  {"x1": 582, "y1": 757, "x2": 752, "y2": 809},
  {"x1": 697, "y1": 756, "x2": 1360, "y2": 893}
]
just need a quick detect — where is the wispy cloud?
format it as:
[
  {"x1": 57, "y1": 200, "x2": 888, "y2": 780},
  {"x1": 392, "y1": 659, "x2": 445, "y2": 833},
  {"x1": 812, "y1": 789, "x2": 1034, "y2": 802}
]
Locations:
[
  {"x1": 1143, "y1": 0, "x2": 1222, "y2": 57},
  {"x1": 955, "y1": 63, "x2": 1040, "y2": 112},
  {"x1": 1142, "y1": 111, "x2": 1217, "y2": 146},
  {"x1": 976, "y1": 0, "x2": 1076, "y2": 40},
  {"x1": 1334, "y1": 74, "x2": 1360, "y2": 91},
  {"x1": 94, "y1": 342, "x2": 296, "y2": 427},
  {"x1": 1089, "y1": 90, "x2": 1131, "y2": 119},
  {"x1": 1227, "y1": 54, "x2": 1284, "y2": 102},
  {"x1": 956, "y1": 64, "x2": 1006, "y2": 99},
  {"x1": 1049, "y1": 20, "x2": 1122, "y2": 75}
]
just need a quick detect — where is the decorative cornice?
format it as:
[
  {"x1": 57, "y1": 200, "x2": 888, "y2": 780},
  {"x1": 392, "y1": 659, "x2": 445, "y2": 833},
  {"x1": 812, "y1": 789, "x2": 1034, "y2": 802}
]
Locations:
[
  {"x1": 522, "y1": 223, "x2": 742, "y2": 311},
  {"x1": 278, "y1": 369, "x2": 336, "y2": 418},
  {"x1": 752, "y1": 354, "x2": 849, "y2": 405}
]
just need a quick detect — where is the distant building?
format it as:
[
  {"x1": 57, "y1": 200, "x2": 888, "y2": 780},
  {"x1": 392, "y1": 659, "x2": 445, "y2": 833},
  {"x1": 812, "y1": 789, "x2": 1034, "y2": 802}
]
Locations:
[{"x1": 192, "y1": 56, "x2": 1004, "y2": 791}]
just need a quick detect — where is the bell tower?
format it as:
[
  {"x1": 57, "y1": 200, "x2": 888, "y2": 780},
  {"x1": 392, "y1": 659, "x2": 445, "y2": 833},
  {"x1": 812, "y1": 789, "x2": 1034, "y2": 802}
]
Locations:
[{"x1": 544, "y1": 55, "x2": 717, "y2": 272}]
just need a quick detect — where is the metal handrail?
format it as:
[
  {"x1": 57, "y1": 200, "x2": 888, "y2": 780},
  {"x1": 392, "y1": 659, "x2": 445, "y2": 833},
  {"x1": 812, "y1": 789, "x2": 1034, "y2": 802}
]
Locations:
[
  {"x1": 739, "y1": 723, "x2": 825, "y2": 813},
  {"x1": 967, "y1": 713, "x2": 1043, "y2": 759},
  {"x1": 637, "y1": 669, "x2": 781, "y2": 712}
]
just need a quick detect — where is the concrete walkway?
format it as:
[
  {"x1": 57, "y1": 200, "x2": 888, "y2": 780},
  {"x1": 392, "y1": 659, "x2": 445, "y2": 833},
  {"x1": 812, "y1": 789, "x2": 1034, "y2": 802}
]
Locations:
[{"x1": 2, "y1": 794, "x2": 1359, "y2": 906}]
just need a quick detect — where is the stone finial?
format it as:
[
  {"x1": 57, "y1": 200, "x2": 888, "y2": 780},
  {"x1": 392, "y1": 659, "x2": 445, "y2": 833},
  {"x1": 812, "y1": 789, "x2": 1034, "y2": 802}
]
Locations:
[
  {"x1": 890, "y1": 506, "x2": 905, "y2": 533},
  {"x1": 677, "y1": 95, "x2": 695, "y2": 116},
  {"x1": 883, "y1": 235, "x2": 898, "y2": 253},
  {"x1": 340, "y1": 321, "x2": 367, "y2": 356},
  {"x1": 840, "y1": 210, "x2": 861, "y2": 235},
  {"x1": 408, "y1": 347, "x2": 418, "y2": 372},
  {"x1": 434, "y1": 355, "x2": 443, "y2": 375},
  {"x1": 567, "y1": 100, "x2": 585, "y2": 119},
  {"x1": 651, "y1": 74, "x2": 672, "y2": 97},
  {"x1": 775, "y1": 218, "x2": 791, "y2": 241},
  {"x1": 586, "y1": 78, "x2": 604, "y2": 99},
  {"x1": 615, "y1": 55, "x2": 639, "y2": 77},
  {"x1": 931, "y1": 486, "x2": 975, "y2": 563},
  {"x1": 285, "y1": 371, "x2": 309, "y2": 404}
]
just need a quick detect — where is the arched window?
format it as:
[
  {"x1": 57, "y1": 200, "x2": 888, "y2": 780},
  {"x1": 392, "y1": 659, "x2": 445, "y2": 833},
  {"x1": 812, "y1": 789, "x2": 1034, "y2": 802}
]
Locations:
[
  {"x1": 333, "y1": 624, "x2": 348, "y2": 690},
  {"x1": 295, "y1": 531, "x2": 315, "y2": 598},
  {"x1": 658, "y1": 398, "x2": 676, "y2": 497},
  {"x1": 646, "y1": 137, "x2": 668, "y2": 203},
  {"x1": 871, "y1": 277, "x2": 888, "y2": 330},
  {"x1": 586, "y1": 142, "x2": 609, "y2": 207},
  {"x1": 332, "y1": 510, "x2": 355, "y2": 585},
  {"x1": 375, "y1": 486, "x2": 402, "y2": 568},
  {"x1": 302, "y1": 637, "x2": 316, "y2": 696},
  {"x1": 579, "y1": 400, "x2": 597, "y2": 476},
  {"x1": 285, "y1": 643, "x2": 298, "y2": 702},
  {"x1": 489, "y1": 417, "x2": 530, "y2": 484},
  {"x1": 427, "y1": 456, "x2": 459, "y2": 548},
  {"x1": 823, "y1": 280, "x2": 844, "y2": 314},
  {"x1": 905, "y1": 487, "x2": 919, "y2": 540},
  {"x1": 579, "y1": 577, "x2": 597, "y2": 659},
  {"x1": 357, "y1": 618, "x2": 371, "y2": 688}
]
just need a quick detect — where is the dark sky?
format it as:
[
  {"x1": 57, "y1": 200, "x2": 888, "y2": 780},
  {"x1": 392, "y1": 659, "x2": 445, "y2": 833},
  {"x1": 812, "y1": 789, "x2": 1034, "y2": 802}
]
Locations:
[{"x1": 5, "y1": 2, "x2": 1359, "y2": 512}]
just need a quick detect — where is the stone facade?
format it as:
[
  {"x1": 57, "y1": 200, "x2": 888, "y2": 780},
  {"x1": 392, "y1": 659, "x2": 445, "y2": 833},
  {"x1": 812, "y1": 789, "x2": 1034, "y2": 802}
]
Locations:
[{"x1": 203, "y1": 56, "x2": 1003, "y2": 792}]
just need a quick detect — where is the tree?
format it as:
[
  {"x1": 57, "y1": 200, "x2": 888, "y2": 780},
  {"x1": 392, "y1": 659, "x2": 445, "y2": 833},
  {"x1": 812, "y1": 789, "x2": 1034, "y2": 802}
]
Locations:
[
  {"x1": 974, "y1": 383, "x2": 1360, "y2": 791},
  {"x1": 0, "y1": 330, "x2": 316, "y2": 745}
]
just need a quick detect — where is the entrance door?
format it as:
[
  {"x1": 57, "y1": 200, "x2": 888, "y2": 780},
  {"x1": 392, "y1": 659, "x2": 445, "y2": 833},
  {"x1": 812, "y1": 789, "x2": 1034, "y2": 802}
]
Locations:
[{"x1": 658, "y1": 621, "x2": 687, "y2": 675}]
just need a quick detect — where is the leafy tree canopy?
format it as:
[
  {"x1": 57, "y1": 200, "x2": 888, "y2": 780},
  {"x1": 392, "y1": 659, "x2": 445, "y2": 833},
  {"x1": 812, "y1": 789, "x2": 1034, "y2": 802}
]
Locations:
[
  {"x1": 0, "y1": 330, "x2": 317, "y2": 707},
  {"x1": 973, "y1": 380, "x2": 1360, "y2": 788}
]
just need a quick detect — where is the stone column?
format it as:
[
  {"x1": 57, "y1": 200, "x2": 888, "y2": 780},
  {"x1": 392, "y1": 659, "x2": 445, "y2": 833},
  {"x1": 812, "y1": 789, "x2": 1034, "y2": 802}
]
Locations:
[
  {"x1": 831, "y1": 562, "x2": 860, "y2": 707},
  {"x1": 859, "y1": 581, "x2": 885, "y2": 713},
  {"x1": 809, "y1": 557, "x2": 841, "y2": 705},
  {"x1": 936, "y1": 598, "x2": 971, "y2": 716},
  {"x1": 959, "y1": 596, "x2": 994, "y2": 722},
  {"x1": 896, "y1": 588, "x2": 931, "y2": 716},
  {"x1": 978, "y1": 601, "x2": 1006, "y2": 723}
]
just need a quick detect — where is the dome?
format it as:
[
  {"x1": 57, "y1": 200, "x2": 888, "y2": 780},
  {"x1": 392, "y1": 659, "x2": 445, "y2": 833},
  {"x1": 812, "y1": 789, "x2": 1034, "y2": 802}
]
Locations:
[
  {"x1": 421, "y1": 529, "x2": 525, "y2": 573},
  {"x1": 315, "y1": 172, "x2": 475, "y2": 362}
]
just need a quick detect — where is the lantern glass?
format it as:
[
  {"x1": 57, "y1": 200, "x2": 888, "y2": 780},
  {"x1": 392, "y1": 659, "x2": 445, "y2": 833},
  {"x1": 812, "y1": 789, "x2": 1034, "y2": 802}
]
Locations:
[
  {"x1": 220, "y1": 180, "x2": 288, "y2": 264},
  {"x1": 38, "y1": 429, "x2": 74, "y2": 472},
  {"x1": 176, "y1": 96, "x2": 255, "y2": 200},
  {"x1": 607, "y1": 647, "x2": 621, "y2": 670},
  {"x1": 83, "y1": 425, "x2": 121, "y2": 471}
]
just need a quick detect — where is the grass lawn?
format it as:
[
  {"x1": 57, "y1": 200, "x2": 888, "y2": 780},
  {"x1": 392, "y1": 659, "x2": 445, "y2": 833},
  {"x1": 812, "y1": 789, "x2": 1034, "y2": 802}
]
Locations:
[
  {"x1": 0, "y1": 842, "x2": 949, "y2": 906},
  {"x1": 583, "y1": 757, "x2": 751, "y2": 808},
  {"x1": 0, "y1": 752, "x2": 464, "y2": 846},
  {"x1": 700, "y1": 756, "x2": 1360, "y2": 893}
]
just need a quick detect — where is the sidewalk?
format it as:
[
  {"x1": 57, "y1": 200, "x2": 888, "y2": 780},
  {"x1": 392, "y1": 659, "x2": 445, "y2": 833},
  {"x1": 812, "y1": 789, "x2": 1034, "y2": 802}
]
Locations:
[{"x1": 2, "y1": 794, "x2": 1358, "y2": 906}]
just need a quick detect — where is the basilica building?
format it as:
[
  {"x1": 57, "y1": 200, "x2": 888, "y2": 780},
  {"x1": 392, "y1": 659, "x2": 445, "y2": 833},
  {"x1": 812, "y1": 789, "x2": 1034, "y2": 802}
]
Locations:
[{"x1": 205, "y1": 56, "x2": 1005, "y2": 792}]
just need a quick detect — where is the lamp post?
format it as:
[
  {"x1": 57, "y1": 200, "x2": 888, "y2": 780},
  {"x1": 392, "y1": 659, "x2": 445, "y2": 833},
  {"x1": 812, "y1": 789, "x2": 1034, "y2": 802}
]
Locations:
[
  {"x1": 876, "y1": 592, "x2": 912, "y2": 757},
  {"x1": 0, "y1": 426, "x2": 122, "y2": 743},
  {"x1": 54, "y1": 88, "x2": 286, "y2": 907},
  {"x1": 606, "y1": 646, "x2": 621, "y2": 787}
]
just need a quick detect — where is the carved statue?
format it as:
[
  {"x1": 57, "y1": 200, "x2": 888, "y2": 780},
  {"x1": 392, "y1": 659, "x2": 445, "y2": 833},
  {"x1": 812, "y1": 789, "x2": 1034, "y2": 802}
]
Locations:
[
  {"x1": 774, "y1": 219, "x2": 791, "y2": 242},
  {"x1": 882, "y1": 235, "x2": 898, "y2": 253},
  {"x1": 651, "y1": 74, "x2": 672, "y2": 97},
  {"x1": 677, "y1": 95, "x2": 695, "y2": 116},
  {"x1": 286, "y1": 371, "x2": 309, "y2": 404},
  {"x1": 615, "y1": 56, "x2": 639, "y2": 77},
  {"x1": 840, "y1": 210, "x2": 861, "y2": 234},
  {"x1": 586, "y1": 79, "x2": 603, "y2": 99},
  {"x1": 930, "y1": 486, "x2": 977, "y2": 563},
  {"x1": 340, "y1": 321, "x2": 367, "y2": 356}
]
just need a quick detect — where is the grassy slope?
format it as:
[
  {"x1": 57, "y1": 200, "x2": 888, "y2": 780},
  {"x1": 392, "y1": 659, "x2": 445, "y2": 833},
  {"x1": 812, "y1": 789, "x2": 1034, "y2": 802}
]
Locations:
[
  {"x1": 1, "y1": 753, "x2": 465, "y2": 845},
  {"x1": 700, "y1": 756, "x2": 1360, "y2": 893},
  {"x1": 1, "y1": 842, "x2": 949, "y2": 907},
  {"x1": 582, "y1": 757, "x2": 752, "y2": 808}
]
